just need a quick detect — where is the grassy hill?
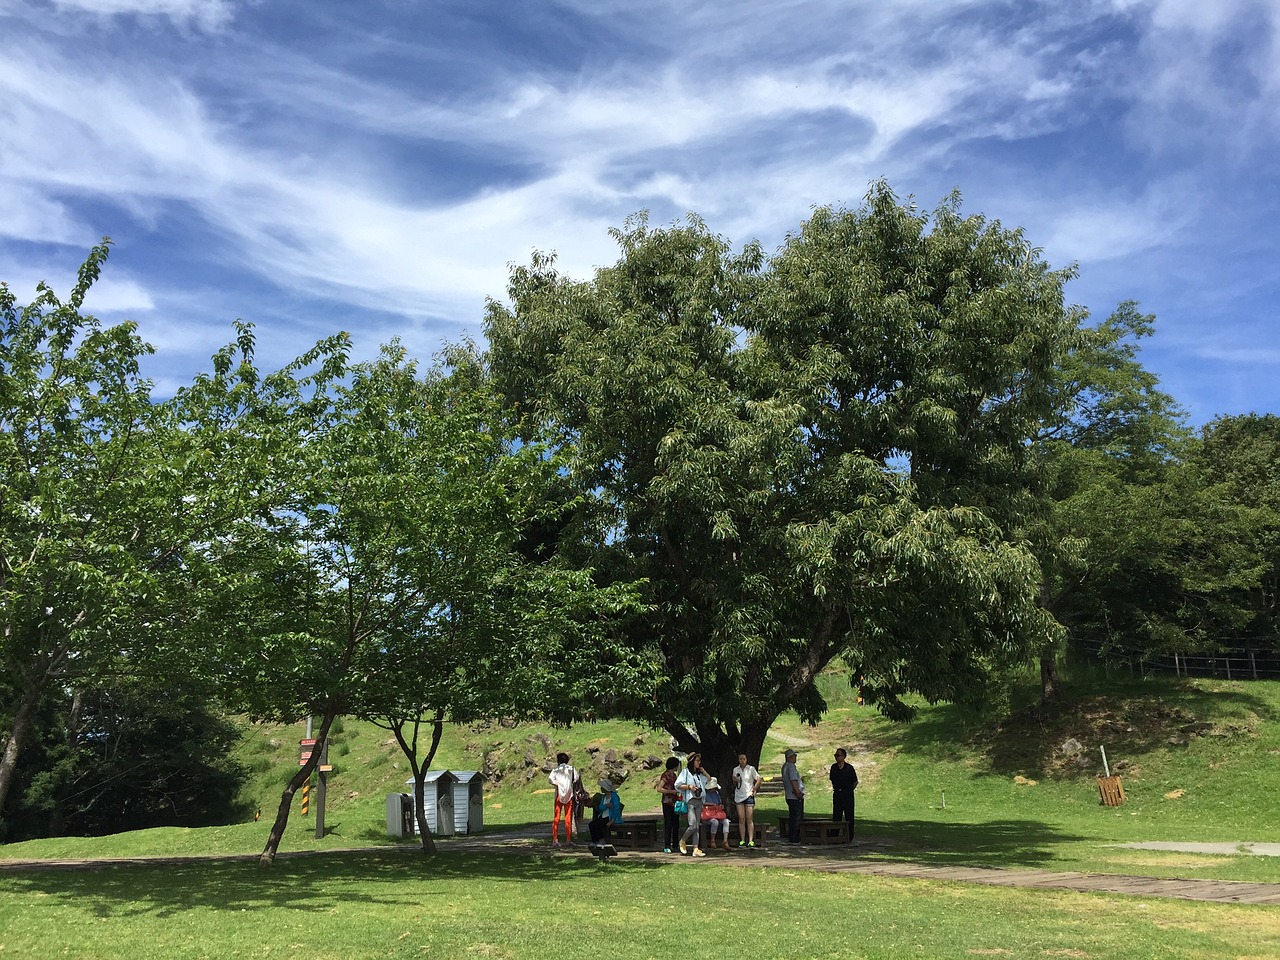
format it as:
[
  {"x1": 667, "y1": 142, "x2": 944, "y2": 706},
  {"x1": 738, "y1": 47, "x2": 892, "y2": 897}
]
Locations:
[{"x1": 4, "y1": 662, "x2": 1279, "y2": 881}]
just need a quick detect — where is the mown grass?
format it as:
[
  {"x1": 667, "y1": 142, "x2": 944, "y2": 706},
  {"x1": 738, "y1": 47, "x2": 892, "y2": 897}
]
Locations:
[{"x1": 1, "y1": 851, "x2": 1278, "y2": 960}]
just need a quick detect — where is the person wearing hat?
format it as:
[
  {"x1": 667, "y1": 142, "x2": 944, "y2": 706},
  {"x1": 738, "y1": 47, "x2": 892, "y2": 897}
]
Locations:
[
  {"x1": 699, "y1": 776, "x2": 731, "y2": 851},
  {"x1": 829, "y1": 747, "x2": 858, "y2": 837},
  {"x1": 782, "y1": 748, "x2": 805, "y2": 843},
  {"x1": 589, "y1": 777, "x2": 624, "y2": 843}
]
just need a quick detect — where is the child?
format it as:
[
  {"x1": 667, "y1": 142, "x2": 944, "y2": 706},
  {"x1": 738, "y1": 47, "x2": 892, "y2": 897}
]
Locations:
[{"x1": 700, "y1": 776, "x2": 730, "y2": 851}]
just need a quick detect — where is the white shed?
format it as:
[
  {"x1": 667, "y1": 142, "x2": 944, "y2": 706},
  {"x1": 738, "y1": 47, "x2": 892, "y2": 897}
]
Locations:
[
  {"x1": 405, "y1": 771, "x2": 458, "y2": 837},
  {"x1": 451, "y1": 771, "x2": 486, "y2": 834}
]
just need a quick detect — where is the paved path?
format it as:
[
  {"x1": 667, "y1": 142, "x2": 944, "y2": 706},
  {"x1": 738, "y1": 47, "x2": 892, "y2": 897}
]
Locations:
[{"x1": 4, "y1": 831, "x2": 1280, "y2": 905}]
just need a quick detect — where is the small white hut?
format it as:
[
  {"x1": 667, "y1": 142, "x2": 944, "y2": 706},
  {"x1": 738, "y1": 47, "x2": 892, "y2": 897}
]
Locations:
[
  {"x1": 450, "y1": 771, "x2": 486, "y2": 834},
  {"x1": 405, "y1": 771, "x2": 458, "y2": 837}
]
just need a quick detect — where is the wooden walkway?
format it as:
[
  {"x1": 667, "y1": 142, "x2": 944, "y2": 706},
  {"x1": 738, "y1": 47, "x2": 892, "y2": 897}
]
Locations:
[{"x1": 754, "y1": 855, "x2": 1280, "y2": 905}]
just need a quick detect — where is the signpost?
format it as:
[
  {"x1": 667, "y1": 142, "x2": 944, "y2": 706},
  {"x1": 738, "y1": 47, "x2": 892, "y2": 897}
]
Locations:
[{"x1": 298, "y1": 736, "x2": 331, "y2": 829}]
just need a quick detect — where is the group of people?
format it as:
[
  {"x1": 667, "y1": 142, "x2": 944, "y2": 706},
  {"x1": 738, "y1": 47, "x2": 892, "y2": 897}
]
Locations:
[
  {"x1": 656, "y1": 751, "x2": 765, "y2": 856},
  {"x1": 548, "y1": 746, "x2": 859, "y2": 852}
]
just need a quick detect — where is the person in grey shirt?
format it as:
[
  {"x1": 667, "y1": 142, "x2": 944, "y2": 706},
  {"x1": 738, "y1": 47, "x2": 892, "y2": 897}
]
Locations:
[{"x1": 782, "y1": 748, "x2": 805, "y2": 843}]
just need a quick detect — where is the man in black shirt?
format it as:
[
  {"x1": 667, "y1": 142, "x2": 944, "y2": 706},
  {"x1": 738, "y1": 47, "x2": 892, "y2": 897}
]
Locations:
[{"x1": 829, "y1": 748, "x2": 858, "y2": 837}]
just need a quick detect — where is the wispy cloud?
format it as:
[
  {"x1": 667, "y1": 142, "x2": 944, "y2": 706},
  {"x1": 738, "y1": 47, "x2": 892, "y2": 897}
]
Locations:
[
  {"x1": 0, "y1": 0, "x2": 1276, "y2": 417},
  {"x1": 50, "y1": 0, "x2": 232, "y2": 30}
]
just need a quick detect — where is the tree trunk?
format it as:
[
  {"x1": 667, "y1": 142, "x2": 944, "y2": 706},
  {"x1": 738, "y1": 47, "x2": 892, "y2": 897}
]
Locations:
[
  {"x1": 670, "y1": 718, "x2": 772, "y2": 787},
  {"x1": 389, "y1": 713, "x2": 444, "y2": 856},
  {"x1": 260, "y1": 711, "x2": 336, "y2": 866},
  {"x1": 48, "y1": 689, "x2": 85, "y2": 837},
  {"x1": 1040, "y1": 653, "x2": 1061, "y2": 705},
  {"x1": 0, "y1": 681, "x2": 43, "y2": 819}
]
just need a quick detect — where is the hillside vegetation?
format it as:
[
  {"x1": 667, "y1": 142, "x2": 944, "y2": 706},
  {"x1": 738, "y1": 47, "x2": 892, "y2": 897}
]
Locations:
[{"x1": 4, "y1": 665, "x2": 1279, "y2": 881}]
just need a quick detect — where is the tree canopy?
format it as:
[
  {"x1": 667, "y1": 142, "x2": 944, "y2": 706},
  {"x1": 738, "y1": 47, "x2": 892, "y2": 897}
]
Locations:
[{"x1": 486, "y1": 182, "x2": 1071, "y2": 774}]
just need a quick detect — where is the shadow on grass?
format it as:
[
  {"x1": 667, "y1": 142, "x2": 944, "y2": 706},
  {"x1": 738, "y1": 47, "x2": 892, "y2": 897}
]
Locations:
[
  {"x1": 856, "y1": 817, "x2": 1091, "y2": 869},
  {"x1": 0, "y1": 848, "x2": 666, "y2": 920}
]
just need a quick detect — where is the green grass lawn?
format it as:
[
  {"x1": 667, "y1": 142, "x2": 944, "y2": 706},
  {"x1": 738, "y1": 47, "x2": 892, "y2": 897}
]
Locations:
[
  {"x1": 4, "y1": 668, "x2": 1280, "y2": 958},
  {"x1": 2, "y1": 851, "x2": 1278, "y2": 960}
]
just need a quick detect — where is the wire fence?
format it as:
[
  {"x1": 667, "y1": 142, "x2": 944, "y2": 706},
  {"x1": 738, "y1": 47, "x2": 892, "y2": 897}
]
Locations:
[{"x1": 1075, "y1": 639, "x2": 1280, "y2": 681}]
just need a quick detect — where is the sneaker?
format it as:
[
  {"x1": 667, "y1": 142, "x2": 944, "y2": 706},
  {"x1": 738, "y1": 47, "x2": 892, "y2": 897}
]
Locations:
[
  {"x1": 552, "y1": 840, "x2": 561, "y2": 849},
  {"x1": 692, "y1": 847, "x2": 706, "y2": 857},
  {"x1": 663, "y1": 847, "x2": 672, "y2": 854},
  {"x1": 748, "y1": 840, "x2": 756, "y2": 848},
  {"x1": 679, "y1": 840, "x2": 688, "y2": 855}
]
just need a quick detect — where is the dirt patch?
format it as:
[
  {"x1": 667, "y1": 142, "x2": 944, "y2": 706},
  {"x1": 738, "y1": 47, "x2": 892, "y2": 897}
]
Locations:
[
  {"x1": 971, "y1": 693, "x2": 1261, "y2": 781},
  {"x1": 1100, "y1": 852, "x2": 1235, "y2": 869}
]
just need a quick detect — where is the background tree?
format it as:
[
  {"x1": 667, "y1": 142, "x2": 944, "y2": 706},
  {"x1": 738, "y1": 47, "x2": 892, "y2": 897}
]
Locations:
[
  {"x1": 0, "y1": 244, "x2": 203, "y2": 827},
  {"x1": 8, "y1": 677, "x2": 247, "y2": 839},
  {"x1": 181, "y1": 335, "x2": 646, "y2": 862},
  {"x1": 1194, "y1": 414, "x2": 1280, "y2": 649},
  {"x1": 486, "y1": 183, "x2": 1070, "y2": 776},
  {"x1": 1028, "y1": 301, "x2": 1188, "y2": 701}
]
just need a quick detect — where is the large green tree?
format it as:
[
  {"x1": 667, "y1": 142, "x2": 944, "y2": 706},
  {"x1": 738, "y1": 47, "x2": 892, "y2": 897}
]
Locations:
[{"x1": 486, "y1": 183, "x2": 1070, "y2": 776}]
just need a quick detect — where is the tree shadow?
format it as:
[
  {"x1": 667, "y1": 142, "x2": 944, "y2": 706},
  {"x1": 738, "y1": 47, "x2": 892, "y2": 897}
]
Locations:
[
  {"x1": 0, "y1": 849, "x2": 665, "y2": 920},
  {"x1": 855, "y1": 817, "x2": 1091, "y2": 869}
]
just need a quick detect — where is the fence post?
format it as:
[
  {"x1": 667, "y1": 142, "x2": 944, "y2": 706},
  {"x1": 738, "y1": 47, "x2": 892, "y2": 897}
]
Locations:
[
  {"x1": 1226, "y1": 656, "x2": 1232, "y2": 680},
  {"x1": 1250, "y1": 650, "x2": 1258, "y2": 680}
]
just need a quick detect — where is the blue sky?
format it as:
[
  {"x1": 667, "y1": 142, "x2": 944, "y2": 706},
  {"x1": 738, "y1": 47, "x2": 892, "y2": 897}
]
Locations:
[{"x1": 1, "y1": 0, "x2": 1277, "y2": 424}]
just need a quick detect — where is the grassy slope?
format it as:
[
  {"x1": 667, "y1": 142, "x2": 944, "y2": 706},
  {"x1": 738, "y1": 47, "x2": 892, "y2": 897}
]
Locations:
[{"x1": 3, "y1": 664, "x2": 1279, "y2": 881}]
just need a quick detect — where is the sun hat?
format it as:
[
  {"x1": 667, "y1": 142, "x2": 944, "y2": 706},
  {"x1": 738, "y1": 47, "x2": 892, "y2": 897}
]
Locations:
[
  {"x1": 705, "y1": 777, "x2": 721, "y2": 790},
  {"x1": 599, "y1": 778, "x2": 615, "y2": 791}
]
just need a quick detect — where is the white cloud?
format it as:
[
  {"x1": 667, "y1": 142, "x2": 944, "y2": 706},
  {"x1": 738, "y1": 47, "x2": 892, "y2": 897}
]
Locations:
[
  {"x1": 0, "y1": 181, "x2": 87, "y2": 244},
  {"x1": 1038, "y1": 179, "x2": 1199, "y2": 265},
  {"x1": 50, "y1": 0, "x2": 233, "y2": 30}
]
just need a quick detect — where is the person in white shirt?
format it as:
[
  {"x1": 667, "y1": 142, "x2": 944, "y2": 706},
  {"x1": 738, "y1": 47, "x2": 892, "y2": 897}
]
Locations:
[
  {"x1": 731, "y1": 752, "x2": 761, "y2": 847},
  {"x1": 674, "y1": 752, "x2": 709, "y2": 857},
  {"x1": 547, "y1": 752, "x2": 578, "y2": 849}
]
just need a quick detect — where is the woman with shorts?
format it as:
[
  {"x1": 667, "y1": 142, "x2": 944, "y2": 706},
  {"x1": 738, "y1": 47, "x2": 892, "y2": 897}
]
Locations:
[{"x1": 732, "y1": 752, "x2": 761, "y2": 847}]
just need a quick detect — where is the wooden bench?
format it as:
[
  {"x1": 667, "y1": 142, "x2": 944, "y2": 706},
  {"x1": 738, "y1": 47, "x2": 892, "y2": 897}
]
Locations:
[
  {"x1": 776, "y1": 816, "x2": 850, "y2": 845},
  {"x1": 609, "y1": 817, "x2": 661, "y2": 849}
]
